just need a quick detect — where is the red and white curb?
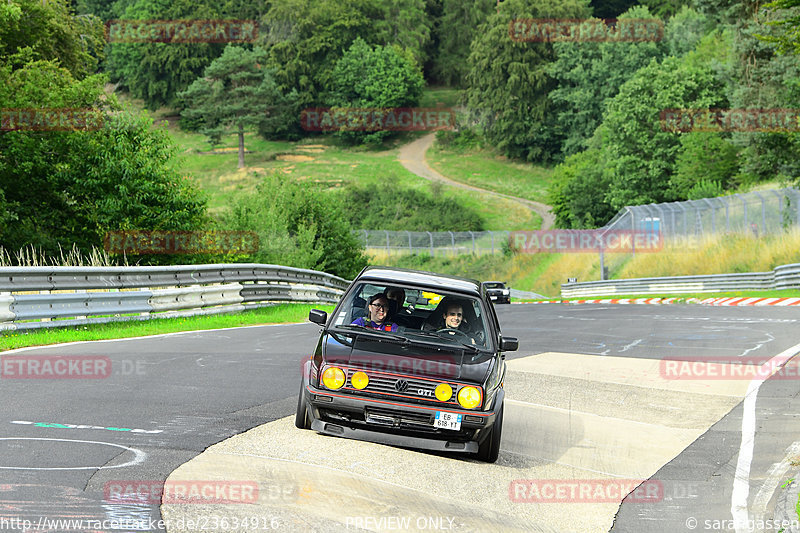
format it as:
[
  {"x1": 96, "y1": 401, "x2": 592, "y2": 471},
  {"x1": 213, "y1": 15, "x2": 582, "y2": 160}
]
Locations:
[{"x1": 517, "y1": 297, "x2": 800, "y2": 306}]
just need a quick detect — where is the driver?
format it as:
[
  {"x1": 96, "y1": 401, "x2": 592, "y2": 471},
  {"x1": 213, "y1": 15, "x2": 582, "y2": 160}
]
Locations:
[
  {"x1": 425, "y1": 301, "x2": 477, "y2": 344},
  {"x1": 351, "y1": 293, "x2": 398, "y2": 332}
]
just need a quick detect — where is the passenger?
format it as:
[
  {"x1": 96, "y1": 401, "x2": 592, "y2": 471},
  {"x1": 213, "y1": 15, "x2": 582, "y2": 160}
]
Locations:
[
  {"x1": 384, "y1": 287, "x2": 408, "y2": 317},
  {"x1": 351, "y1": 293, "x2": 398, "y2": 332}
]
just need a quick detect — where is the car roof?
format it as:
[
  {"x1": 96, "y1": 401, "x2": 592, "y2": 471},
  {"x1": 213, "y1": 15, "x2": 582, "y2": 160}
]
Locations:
[{"x1": 356, "y1": 266, "x2": 481, "y2": 296}]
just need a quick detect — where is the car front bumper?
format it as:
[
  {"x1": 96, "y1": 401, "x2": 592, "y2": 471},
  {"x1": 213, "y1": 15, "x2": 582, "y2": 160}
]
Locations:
[{"x1": 301, "y1": 373, "x2": 503, "y2": 454}]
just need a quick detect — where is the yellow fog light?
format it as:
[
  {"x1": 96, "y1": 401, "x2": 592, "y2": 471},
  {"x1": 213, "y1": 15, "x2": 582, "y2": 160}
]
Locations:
[
  {"x1": 322, "y1": 367, "x2": 345, "y2": 390},
  {"x1": 457, "y1": 386, "x2": 482, "y2": 409},
  {"x1": 435, "y1": 383, "x2": 453, "y2": 402},
  {"x1": 351, "y1": 371, "x2": 369, "y2": 390}
]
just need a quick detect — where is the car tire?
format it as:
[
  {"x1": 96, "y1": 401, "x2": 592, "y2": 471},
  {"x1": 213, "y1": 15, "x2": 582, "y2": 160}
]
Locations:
[
  {"x1": 295, "y1": 381, "x2": 311, "y2": 430},
  {"x1": 476, "y1": 401, "x2": 503, "y2": 463}
]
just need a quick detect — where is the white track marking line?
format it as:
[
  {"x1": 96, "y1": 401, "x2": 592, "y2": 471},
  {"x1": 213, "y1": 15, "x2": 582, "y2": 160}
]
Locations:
[{"x1": 732, "y1": 342, "x2": 800, "y2": 533}]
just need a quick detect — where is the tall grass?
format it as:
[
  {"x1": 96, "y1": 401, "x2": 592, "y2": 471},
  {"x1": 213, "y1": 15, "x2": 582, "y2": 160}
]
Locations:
[
  {"x1": 617, "y1": 230, "x2": 800, "y2": 278},
  {"x1": 372, "y1": 229, "x2": 800, "y2": 297},
  {"x1": 0, "y1": 244, "x2": 119, "y2": 267}
]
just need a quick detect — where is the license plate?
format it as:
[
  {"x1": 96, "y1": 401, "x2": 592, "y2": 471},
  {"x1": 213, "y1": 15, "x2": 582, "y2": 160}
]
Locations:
[
  {"x1": 434, "y1": 411, "x2": 462, "y2": 430},
  {"x1": 490, "y1": 295, "x2": 497, "y2": 300}
]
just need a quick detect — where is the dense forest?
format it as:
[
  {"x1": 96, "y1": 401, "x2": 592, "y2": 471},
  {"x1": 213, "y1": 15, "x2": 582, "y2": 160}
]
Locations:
[{"x1": 1, "y1": 0, "x2": 799, "y2": 276}]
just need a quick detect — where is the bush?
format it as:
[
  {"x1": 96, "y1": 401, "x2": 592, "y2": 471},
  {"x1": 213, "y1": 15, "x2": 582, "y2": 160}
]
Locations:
[
  {"x1": 340, "y1": 183, "x2": 484, "y2": 232},
  {"x1": 223, "y1": 174, "x2": 368, "y2": 279}
]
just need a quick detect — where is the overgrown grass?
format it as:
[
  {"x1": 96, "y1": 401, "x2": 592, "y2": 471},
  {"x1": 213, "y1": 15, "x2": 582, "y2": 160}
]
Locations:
[
  {"x1": 524, "y1": 289, "x2": 800, "y2": 302},
  {"x1": 427, "y1": 144, "x2": 554, "y2": 205},
  {"x1": 0, "y1": 304, "x2": 333, "y2": 351},
  {"x1": 418, "y1": 87, "x2": 462, "y2": 108},
  {"x1": 169, "y1": 124, "x2": 538, "y2": 230},
  {"x1": 616, "y1": 231, "x2": 800, "y2": 278}
]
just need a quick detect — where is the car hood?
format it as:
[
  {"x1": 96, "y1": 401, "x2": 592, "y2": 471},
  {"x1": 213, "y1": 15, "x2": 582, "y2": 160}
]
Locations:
[{"x1": 321, "y1": 332, "x2": 492, "y2": 383}]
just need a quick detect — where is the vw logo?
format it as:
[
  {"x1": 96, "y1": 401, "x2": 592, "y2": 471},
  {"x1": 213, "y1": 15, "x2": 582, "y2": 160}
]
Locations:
[{"x1": 395, "y1": 379, "x2": 409, "y2": 392}]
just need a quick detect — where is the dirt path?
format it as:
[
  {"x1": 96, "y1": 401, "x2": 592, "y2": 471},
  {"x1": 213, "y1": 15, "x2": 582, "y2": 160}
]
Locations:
[{"x1": 397, "y1": 133, "x2": 555, "y2": 230}]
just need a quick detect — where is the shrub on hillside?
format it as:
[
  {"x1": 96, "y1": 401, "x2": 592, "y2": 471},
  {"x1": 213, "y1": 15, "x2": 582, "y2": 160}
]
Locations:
[
  {"x1": 223, "y1": 174, "x2": 368, "y2": 279},
  {"x1": 340, "y1": 183, "x2": 484, "y2": 232}
]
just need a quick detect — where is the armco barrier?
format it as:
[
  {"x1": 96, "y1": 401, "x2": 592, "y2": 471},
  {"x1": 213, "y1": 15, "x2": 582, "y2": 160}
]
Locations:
[
  {"x1": 0, "y1": 264, "x2": 348, "y2": 331},
  {"x1": 562, "y1": 262, "x2": 800, "y2": 297}
]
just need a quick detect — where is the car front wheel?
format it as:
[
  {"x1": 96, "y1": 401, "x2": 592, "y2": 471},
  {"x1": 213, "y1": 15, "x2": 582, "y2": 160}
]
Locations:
[
  {"x1": 476, "y1": 402, "x2": 503, "y2": 463},
  {"x1": 295, "y1": 381, "x2": 311, "y2": 430}
]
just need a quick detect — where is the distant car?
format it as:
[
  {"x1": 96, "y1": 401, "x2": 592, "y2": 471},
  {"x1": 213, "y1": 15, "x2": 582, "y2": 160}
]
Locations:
[
  {"x1": 482, "y1": 281, "x2": 511, "y2": 304},
  {"x1": 296, "y1": 266, "x2": 518, "y2": 463}
]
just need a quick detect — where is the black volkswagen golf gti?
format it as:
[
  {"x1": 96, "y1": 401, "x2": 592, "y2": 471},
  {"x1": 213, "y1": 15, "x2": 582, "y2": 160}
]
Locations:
[{"x1": 296, "y1": 266, "x2": 518, "y2": 463}]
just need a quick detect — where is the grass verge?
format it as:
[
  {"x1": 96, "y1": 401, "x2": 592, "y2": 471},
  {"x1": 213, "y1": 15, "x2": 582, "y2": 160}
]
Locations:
[
  {"x1": 522, "y1": 289, "x2": 800, "y2": 302},
  {"x1": 0, "y1": 304, "x2": 334, "y2": 351}
]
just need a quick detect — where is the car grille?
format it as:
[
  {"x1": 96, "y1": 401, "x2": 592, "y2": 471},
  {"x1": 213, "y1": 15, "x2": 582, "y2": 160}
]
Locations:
[
  {"x1": 367, "y1": 407, "x2": 433, "y2": 426},
  {"x1": 344, "y1": 368, "x2": 461, "y2": 406}
]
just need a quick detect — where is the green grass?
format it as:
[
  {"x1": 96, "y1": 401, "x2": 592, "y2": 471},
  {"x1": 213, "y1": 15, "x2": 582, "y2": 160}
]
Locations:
[
  {"x1": 167, "y1": 124, "x2": 539, "y2": 230},
  {"x1": 523, "y1": 289, "x2": 800, "y2": 302},
  {"x1": 419, "y1": 87, "x2": 462, "y2": 108},
  {"x1": 0, "y1": 304, "x2": 334, "y2": 351},
  {"x1": 427, "y1": 144, "x2": 554, "y2": 205}
]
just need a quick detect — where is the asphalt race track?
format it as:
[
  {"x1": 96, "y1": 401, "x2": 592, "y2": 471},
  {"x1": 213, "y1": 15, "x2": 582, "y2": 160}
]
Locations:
[{"x1": 1, "y1": 305, "x2": 800, "y2": 532}]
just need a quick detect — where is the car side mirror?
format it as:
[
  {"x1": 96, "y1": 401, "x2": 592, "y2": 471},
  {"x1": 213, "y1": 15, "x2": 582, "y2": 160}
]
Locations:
[
  {"x1": 500, "y1": 337, "x2": 518, "y2": 352},
  {"x1": 309, "y1": 309, "x2": 327, "y2": 325}
]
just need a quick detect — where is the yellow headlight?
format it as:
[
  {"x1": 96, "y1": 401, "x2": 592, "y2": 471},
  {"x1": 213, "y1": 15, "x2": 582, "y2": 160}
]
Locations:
[
  {"x1": 457, "y1": 386, "x2": 482, "y2": 409},
  {"x1": 351, "y1": 371, "x2": 369, "y2": 390},
  {"x1": 322, "y1": 367, "x2": 345, "y2": 390},
  {"x1": 435, "y1": 383, "x2": 453, "y2": 402}
]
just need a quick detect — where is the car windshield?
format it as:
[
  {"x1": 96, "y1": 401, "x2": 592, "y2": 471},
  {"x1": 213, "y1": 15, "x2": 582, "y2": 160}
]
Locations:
[
  {"x1": 484, "y1": 282, "x2": 504, "y2": 289},
  {"x1": 330, "y1": 282, "x2": 490, "y2": 349}
]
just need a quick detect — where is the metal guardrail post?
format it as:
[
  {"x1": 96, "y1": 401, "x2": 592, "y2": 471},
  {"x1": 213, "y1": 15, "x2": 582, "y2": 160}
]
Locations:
[
  {"x1": 385, "y1": 230, "x2": 390, "y2": 256},
  {"x1": 406, "y1": 230, "x2": 412, "y2": 253},
  {"x1": 427, "y1": 231, "x2": 433, "y2": 256},
  {"x1": 448, "y1": 231, "x2": 455, "y2": 256},
  {"x1": 490, "y1": 231, "x2": 495, "y2": 254},
  {"x1": 469, "y1": 231, "x2": 475, "y2": 254}
]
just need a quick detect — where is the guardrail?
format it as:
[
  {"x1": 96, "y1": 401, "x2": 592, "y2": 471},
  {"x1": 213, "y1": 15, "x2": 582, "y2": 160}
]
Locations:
[
  {"x1": 0, "y1": 264, "x2": 348, "y2": 331},
  {"x1": 561, "y1": 263, "x2": 800, "y2": 298}
]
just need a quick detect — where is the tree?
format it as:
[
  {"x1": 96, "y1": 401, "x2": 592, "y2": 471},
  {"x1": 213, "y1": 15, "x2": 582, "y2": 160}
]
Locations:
[
  {"x1": 548, "y1": 5, "x2": 665, "y2": 156},
  {"x1": 762, "y1": 0, "x2": 800, "y2": 54},
  {"x1": 104, "y1": 0, "x2": 228, "y2": 110},
  {"x1": 664, "y1": 6, "x2": 711, "y2": 57},
  {"x1": 431, "y1": 0, "x2": 495, "y2": 87},
  {"x1": 668, "y1": 132, "x2": 740, "y2": 200},
  {"x1": 548, "y1": 131, "x2": 617, "y2": 228},
  {"x1": 0, "y1": 58, "x2": 207, "y2": 257},
  {"x1": 464, "y1": 0, "x2": 592, "y2": 163},
  {"x1": 373, "y1": 0, "x2": 432, "y2": 67},
  {"x1": 180, "y1": 46, "x2": 288, "y2": 168},
  {"x1": 599, "y1": 34, "x2": 729, "y2": 209},
  {"x1": 325, "y1": 38, "x2": 424, "y2": 145},
  {"x1": 0, "y1": 0, "x2": 105, "y2": 79},
  {"x1": 258, "y1": 0, "x2": 382, "y2": 111}
]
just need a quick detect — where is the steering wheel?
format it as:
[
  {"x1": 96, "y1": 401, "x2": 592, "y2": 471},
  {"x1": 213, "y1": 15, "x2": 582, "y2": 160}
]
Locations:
[{"x1": 436, "y1": 328, "x2": 472, "y2": 342}]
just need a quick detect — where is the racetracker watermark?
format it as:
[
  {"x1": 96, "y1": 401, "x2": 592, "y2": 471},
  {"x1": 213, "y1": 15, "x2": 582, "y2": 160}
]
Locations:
[
  {"x1": 106, "y1": 20, "x2": 258, "y2": 43},
  {"x1": 660, "y1": 356, "x2": 800, "y2": 380},
  {"x1": 1, "y1": 108, "x2": 104, "y2": 132},
  {"x1": 299, "y1": 108, "x2": 455, "y2": 132},
  {"x1": 104, "y1": 480, "x2": 259, "y2": 504},
  {"x1": 1, "y1": 356, "x2": 111, "y2": 379},
  {"x1": 509, "y1": 479, "x2": 663, "y2": 503},
  {"x1": 103, "y1": 230, "x2": 259, "y2": 255},
  {"x1": 509, "y1": 18, "x2": 664, "y2": 42},
  {"x1": 509, "y1": 230, "x2": 662, "y2": 253},
  {"x1": 660, "y1": 108, "x2": 800, "y2": 133}
]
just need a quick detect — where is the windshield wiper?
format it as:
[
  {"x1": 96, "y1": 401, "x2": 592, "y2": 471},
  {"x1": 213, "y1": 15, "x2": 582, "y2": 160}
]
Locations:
[{"x1": 405, "y1": 330, "x2": 480, "y2": 353}]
